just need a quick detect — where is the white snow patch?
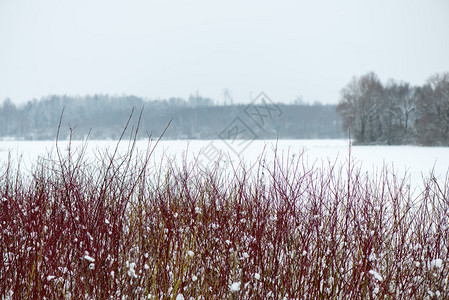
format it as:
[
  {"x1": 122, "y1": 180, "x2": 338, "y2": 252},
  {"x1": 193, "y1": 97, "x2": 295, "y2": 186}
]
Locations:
[
  {"x1": 254, "y1": 273, "x2": 260, "y2": 280},
  {"x1": 187, "y1": 250, "x2": 194, "y2": 257},
  {"x1": 230, "y1": 281, "x2": 241, "y2": 292},
  {"x1": 83, "y1": 255, "x2": 95, "y2": 262},
  {"x1": 175, "y1": 294, "x2": 184, "y2": 300},
  {"x1": 369, "y1": 270, "x2": 383, "y2": 281},
  {"x1": 430, "y1": 258, "x2": 443, "y2": 269},
  {"x1": 47, "y1": 275, "x2": 56, "y2": 281},
  {"x1": 127, "y1": 262, "x2": 138, "y2": 278}
]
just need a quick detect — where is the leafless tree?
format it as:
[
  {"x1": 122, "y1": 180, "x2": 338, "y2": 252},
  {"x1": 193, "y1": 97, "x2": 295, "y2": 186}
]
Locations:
[{"x1": 337, "y1": 72, "x2": 384, "y2": 144}]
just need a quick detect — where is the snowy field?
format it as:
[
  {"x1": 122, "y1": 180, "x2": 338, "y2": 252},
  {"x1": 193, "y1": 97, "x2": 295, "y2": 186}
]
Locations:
[{"x1": 0, "y1": 139, "x2": 448, "y2": 190}]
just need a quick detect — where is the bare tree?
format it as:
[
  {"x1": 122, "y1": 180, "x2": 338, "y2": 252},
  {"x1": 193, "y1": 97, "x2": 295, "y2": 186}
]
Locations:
[
  {"x1": 415, "y1": 73, "x2": 449, "y2": 145},
  {"x1": 383, "y1": 80, "x2": 417, "y2": 144},
  {"x1": 337, "y1": 72, "x2": 384, "y2": 144}
]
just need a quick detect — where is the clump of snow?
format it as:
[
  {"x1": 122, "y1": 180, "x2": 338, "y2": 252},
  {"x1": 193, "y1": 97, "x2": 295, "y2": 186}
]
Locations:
[
  {"x1": 369, "y1": 270, "x2": 383, "y2": 281},
  {"x1": 254, "y1": 273, "x2": 260, "y2": 280},
  {"x1": 127, "y1": 262, "x2": 138, "y2": 278},
  {"x1": 47, "y1": 275, "x2": 56, "y2": 281},
  {"x1": 175, "y1": 294, "x2": 184, "y2": 300},
  {"x1": 430, "y1": 258, "x2": 443, "y2": 269},
  {"x1": 187, "y1": 250, "x2": 194, "y2": 257},
  {"x1": 230, "y1": 281, "x2": 241, "y2": 292},
  {"x1": 192, "y1": 274, "x2": 198, "y2": 282},
  {"x1": 83, "y1": 255, "x2": 95, "y2": 262}
]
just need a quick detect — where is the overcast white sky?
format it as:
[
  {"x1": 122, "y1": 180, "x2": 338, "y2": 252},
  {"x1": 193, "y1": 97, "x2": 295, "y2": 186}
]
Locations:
[{"x1": 1, "y1": 0, "x2": 449, "y2": 105}]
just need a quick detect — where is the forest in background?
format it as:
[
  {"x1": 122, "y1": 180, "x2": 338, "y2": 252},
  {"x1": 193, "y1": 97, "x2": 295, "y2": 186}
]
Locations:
[
  {"x1": 337, "y1": 72, "x2": 449, "y2": 146},
  {"x1": 0, "y1": 94, "x2": 344, "y2": 140},
  {"x1": 3, "y1": 71, "x2": 447, "y2": 144}
]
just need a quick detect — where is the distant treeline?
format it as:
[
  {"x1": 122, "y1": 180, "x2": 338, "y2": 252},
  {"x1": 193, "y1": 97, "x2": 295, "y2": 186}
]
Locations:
[
  {"x1": 337, "y1": 72, "x2": 449, "y2": 146},
  {"x1": 0, "y1": 94, "x2": 344, "y2": 140}
]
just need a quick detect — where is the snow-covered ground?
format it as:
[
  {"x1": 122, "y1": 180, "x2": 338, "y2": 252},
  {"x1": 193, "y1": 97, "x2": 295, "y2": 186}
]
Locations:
[{"x1": 0, "y1": 139, "x2": 448, "y2": 190}]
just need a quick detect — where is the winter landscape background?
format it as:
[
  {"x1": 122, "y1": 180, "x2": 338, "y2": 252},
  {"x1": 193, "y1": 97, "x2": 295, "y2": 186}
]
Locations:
[{"x1": 2, "y1": 0, "x2": 449, "y2": 298}]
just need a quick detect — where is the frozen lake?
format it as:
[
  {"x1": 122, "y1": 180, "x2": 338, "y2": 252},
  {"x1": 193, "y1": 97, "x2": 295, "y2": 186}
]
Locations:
[{"x1": 0, "y1": 139, "x2": 448, "y2": 191}]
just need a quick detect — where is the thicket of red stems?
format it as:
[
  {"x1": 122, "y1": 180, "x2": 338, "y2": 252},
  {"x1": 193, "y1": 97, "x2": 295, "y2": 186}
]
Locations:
[{"x1": 1, "y1": 138, "x2": 448, "y2": 299}]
